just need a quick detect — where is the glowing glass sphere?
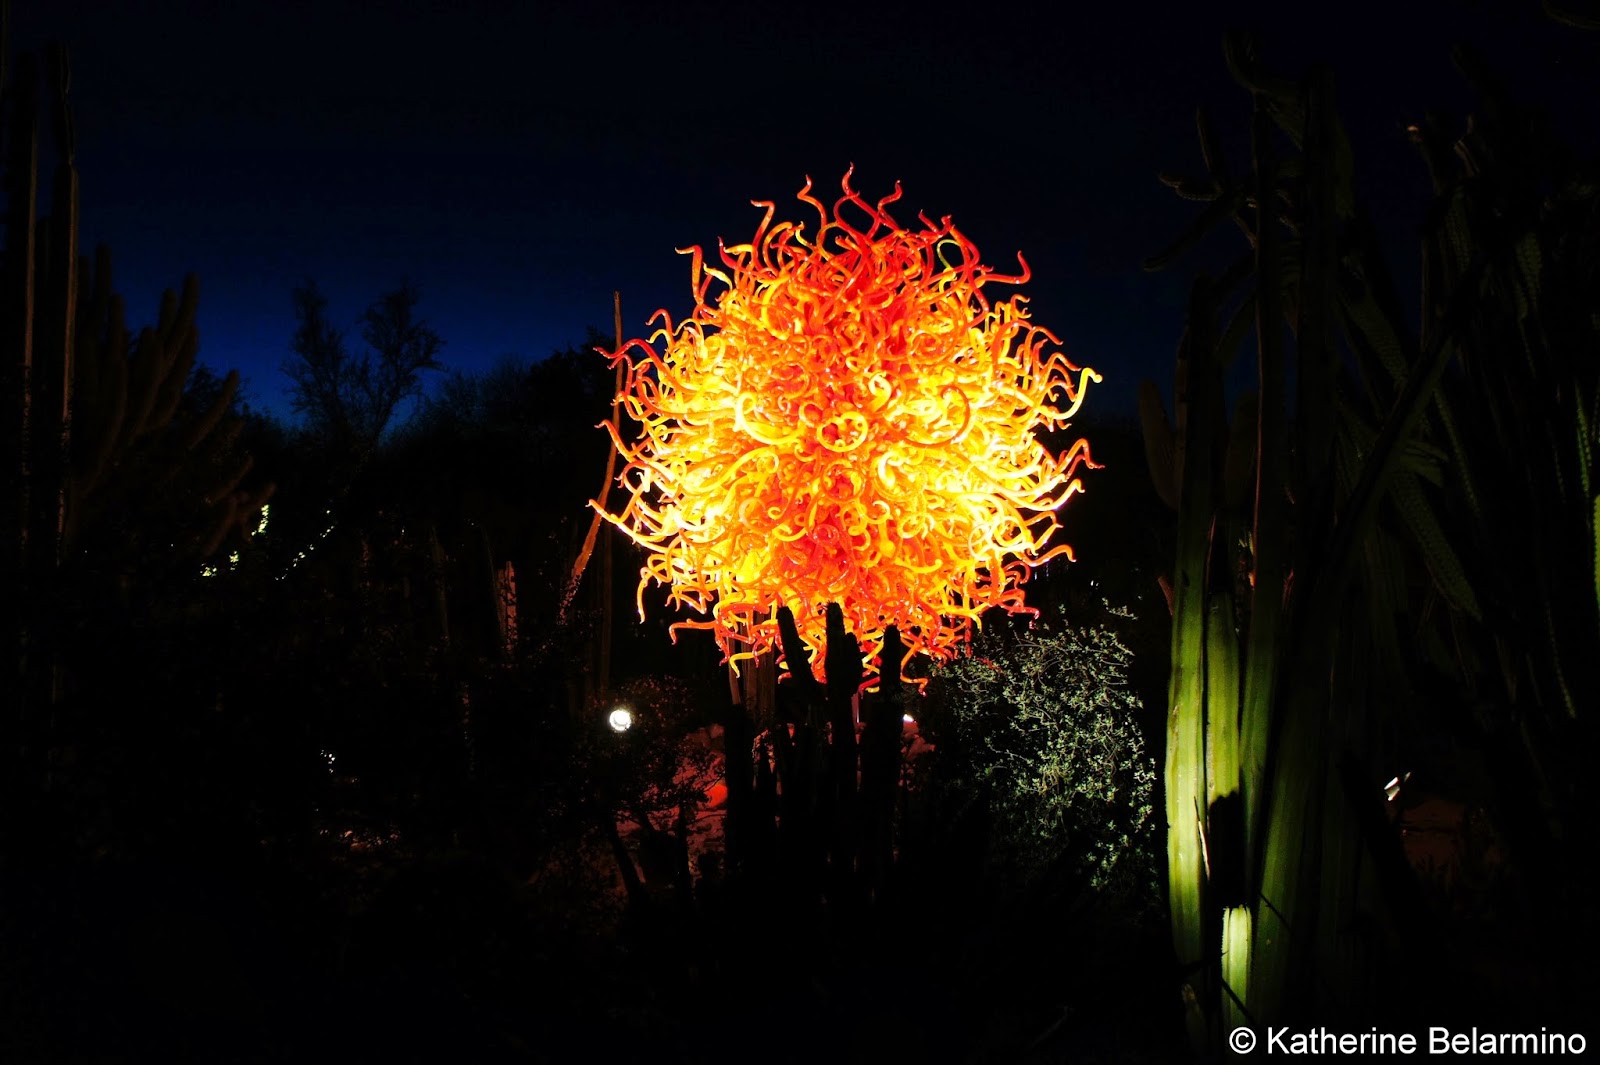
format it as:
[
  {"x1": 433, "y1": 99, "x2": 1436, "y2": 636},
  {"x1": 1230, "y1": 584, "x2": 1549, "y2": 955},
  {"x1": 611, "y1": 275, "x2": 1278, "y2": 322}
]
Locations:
[
  {"x1": 607, "y1": 707, "x2": 634, "y2": 733},
  {"x1": 594, "y1": 169, "x2": 1099, "y2": 679}
]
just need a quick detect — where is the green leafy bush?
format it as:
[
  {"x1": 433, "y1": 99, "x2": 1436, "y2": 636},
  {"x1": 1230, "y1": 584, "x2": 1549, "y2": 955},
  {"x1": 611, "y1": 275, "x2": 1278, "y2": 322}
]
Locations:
[{"x1": 925, "y1": 610, "x2": 1159, "y2": 905}]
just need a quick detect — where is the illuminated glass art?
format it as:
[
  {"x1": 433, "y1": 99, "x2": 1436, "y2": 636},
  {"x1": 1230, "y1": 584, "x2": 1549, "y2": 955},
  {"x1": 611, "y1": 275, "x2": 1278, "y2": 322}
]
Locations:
[{"x1": 594, "y1": 169, "x2": 1099, "y2": 679}]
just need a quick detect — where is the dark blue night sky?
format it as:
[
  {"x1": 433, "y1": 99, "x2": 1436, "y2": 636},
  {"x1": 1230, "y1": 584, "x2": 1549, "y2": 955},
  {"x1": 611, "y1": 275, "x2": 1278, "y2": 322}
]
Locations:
[{"x1": 9, "y1": 0, "x2": 1594, "y2": 422}]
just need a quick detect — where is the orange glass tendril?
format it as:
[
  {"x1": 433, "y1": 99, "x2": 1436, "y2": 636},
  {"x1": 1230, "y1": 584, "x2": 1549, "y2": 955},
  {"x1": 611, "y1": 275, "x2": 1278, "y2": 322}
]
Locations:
[{"x1": 593, "y1": 169, "x2": 1100, "y2": 683}]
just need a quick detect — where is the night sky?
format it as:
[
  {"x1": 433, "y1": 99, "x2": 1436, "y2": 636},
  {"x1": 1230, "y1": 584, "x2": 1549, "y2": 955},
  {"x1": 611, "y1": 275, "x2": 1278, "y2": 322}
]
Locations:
[{"x1": 9, "y1": 1, "x2": 1595, "y2": 423}]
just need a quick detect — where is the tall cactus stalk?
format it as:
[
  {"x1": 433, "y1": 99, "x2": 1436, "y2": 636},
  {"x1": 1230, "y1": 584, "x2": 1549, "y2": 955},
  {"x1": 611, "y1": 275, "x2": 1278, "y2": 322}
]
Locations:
[
  {"x1": 1401, "y1": 41, "x2": 1599, "y2": 900},
  {"x1": 718, "y1": 603, "x2": 906, "y2": 916},
  {"x1": 1159, "y1": 276, "x2": 1222, "y2": 1048},
  {"x1": 1142, "y1": 33, "x2": 1509, "y2": 1044},
  {"x1": 3, "y1": 43, "x2": 270, "y2": 826}
]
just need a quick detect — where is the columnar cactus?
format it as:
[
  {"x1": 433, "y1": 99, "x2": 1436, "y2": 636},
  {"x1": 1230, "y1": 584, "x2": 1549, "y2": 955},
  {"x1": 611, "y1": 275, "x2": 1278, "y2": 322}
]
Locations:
[
  {"x1": 1142, "y1": 33, "x2": 1498, "y2": 1044},
  {"x1": 719, "y1": 603, "x2": 907, "y2": 914},
  {"x1": 3, "y1": 45, "x2": 271, "y2": 752}
]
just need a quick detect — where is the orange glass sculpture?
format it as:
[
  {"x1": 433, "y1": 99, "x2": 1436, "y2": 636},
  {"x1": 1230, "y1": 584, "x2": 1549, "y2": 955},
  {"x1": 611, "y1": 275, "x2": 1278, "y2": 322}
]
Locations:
[{"x1": 594, "y1": 169, "x2": 1099, "y2": 679}]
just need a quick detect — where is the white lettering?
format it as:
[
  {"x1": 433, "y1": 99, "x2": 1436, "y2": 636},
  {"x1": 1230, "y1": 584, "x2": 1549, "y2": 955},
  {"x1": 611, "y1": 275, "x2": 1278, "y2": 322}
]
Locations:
[
  {"x1": 1426, "y1": 1028, "x2": 1584, "y2": 1055},
  {"x1": 1259, "y1": 1028, "x2": 1419, "y2": 1054}
]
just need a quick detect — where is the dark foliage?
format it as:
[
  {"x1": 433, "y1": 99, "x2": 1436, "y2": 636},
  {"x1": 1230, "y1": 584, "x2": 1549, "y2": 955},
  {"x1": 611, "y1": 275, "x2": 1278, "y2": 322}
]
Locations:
[{"x1": 282, "y1": 277, "x2": 444, "y2": 469}]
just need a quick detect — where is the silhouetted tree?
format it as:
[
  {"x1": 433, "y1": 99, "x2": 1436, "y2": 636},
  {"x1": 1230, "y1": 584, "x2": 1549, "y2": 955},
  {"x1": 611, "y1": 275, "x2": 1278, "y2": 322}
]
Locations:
[
  {"x1": 282, "y1": 278, "x2": 443, "y2": 463},
  {"x1": 283, "y1": 281, "x2": 351, "y2": 444},
  {"x1": 358, "y1": 280, "x2": 445, "y2": 437}
]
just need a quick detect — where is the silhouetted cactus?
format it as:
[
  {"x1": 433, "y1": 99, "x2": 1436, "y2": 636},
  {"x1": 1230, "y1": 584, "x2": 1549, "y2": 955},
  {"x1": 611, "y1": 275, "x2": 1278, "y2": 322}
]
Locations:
[
  {"x1": 720, "y1": 604, "x2": 908, "y2": 916},
  {"x1": 1394, "y1": 44, "x2": 1600, "y2": 916},
  {"x1": 2, "y1": 43, "x2": 271, "y2": 802}
]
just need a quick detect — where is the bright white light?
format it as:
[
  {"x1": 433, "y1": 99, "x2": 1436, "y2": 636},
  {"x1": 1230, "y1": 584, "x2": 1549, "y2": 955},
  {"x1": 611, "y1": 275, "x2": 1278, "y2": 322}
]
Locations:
[
  {"x1": 608, "y1": 707, "x2": 633, "y2": 733},
  {"x1": 902, "y1": 713, "x2": 916, "y2": 724}
]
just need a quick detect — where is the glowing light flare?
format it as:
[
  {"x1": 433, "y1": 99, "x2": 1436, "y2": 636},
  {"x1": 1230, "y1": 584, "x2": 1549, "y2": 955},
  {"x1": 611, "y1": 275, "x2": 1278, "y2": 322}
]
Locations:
[{"x1": 594, "y1": 170, "x2": 1101, "y2": 679}]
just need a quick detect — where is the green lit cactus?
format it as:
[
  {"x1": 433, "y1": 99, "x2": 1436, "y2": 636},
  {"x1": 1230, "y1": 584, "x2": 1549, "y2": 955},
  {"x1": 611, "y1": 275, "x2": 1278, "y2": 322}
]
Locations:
[
  {"x1": 1145, "y1": 30, "x2": 1599, "y2": 1047},
  {"x1": 1143, "y1": 32, "x2": 1495, "y2": 1044}
]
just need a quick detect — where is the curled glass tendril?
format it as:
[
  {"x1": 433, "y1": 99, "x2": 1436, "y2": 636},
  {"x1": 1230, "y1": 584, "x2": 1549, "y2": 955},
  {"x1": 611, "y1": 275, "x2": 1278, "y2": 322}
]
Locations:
[{"x1": 593, "y1": 169, "x2": 1100, "y2": 683}]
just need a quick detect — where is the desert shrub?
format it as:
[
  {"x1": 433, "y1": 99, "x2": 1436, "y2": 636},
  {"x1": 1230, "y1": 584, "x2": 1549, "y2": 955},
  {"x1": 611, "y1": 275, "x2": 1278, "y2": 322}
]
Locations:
[{"x1": 924, "y1": 609, "x2": 1159, "y2": 907}]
